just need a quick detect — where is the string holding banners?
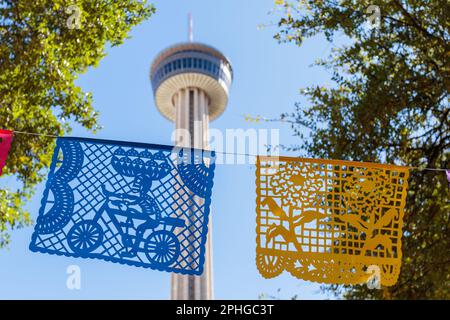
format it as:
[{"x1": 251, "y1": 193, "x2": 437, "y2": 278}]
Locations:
[
  {"x1": 29, "y1": 137, "x2": 216, "y2": 275},
  {"x1": 256, "y1": 156, "x2": 409, "y2": 286},
  {"x1": 2, "y1": 129, "x2": 447, "y2": 282}
]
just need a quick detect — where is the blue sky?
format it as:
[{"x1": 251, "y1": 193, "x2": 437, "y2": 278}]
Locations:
[{"x1": 0, "y1": 0, "x2": 335, "y2": 299}]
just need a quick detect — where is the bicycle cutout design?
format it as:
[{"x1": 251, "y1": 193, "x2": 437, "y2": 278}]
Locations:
[{"x1": 67, "y1": 184, "x2": 185, "y2": 267}]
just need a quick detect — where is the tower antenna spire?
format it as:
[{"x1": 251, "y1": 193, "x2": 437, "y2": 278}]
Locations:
[{"x1": 188, "y1": 13, "x2": 194, "y2": 43}]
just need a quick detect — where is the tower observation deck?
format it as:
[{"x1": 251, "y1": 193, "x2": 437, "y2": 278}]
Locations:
[{"x1": 151, "y1": 42, "x2": 233, "y2": 121}]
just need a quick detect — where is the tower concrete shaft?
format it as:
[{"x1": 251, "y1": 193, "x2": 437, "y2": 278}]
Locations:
[{"x1": 170, "y1": 88, "x2": 213, "y2": 300}]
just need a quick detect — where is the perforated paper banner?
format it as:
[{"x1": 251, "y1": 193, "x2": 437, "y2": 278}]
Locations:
[
  {"x1": 0, "y1": 129, "x2": 13, "y2": 176},
  {"x1": 256, "y1": 156, "x2": 409, "y2": 286},
  {"x1": 30, "y1": 137, "x2": 215, "y2": 275}
]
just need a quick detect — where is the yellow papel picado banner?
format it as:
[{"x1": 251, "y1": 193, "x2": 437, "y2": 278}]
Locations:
[{"x1": 256, "y1": 156, "x2": 409, "y2": 286}]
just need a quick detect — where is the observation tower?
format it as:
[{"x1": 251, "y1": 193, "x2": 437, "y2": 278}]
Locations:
[{"x1": 150, "y1": 16, "x2": 233, "y2": 300}]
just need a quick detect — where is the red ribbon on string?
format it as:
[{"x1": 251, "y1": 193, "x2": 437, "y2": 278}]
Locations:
[{"x1": 0, "y1": 129, "x2": 13, "y2": 176}]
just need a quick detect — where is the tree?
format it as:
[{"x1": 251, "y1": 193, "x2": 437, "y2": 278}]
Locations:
[
  {"x1": 272, "y1": 0, "x2": 449, "y2": 299},
  {"x1": 0, "y1": 0, "x2": 155, "y2": 247}
]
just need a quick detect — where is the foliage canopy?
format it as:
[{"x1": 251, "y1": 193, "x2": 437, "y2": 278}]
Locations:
[
  {"x1": 0, "y1": 0, "x2": 155, "y2": 247},
  {"x1": 274, "y1": 0, "x2": 449, "y2": 299}
]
